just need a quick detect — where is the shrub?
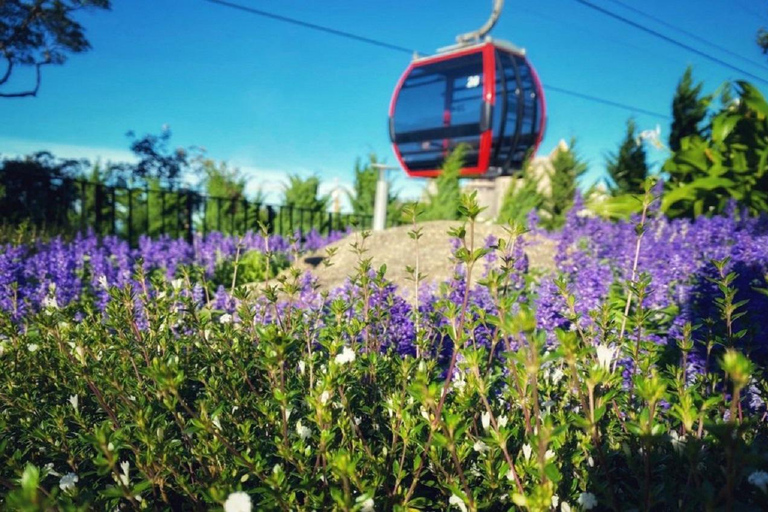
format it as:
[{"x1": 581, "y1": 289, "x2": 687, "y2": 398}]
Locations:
[{"x1": 1, "y1": 195, "x2": 767, "y2": 510}]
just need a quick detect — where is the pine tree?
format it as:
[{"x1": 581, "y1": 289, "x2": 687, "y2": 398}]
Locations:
[
  {"x1": 422, "y1": 145, "x2": 466, "y2": 221},
  {"x1": 347, "y1": 154, "x2": 400, "y2": 222},
  {"x1": 669, "y1": 66, "x2": 708, "y2": 152},
  {"x1": 541, "y1": 140, "x2": 588, "y2": 229},
  {"x1": 497, "y1": 167, "x2": 543, "y2": 227},
  {"x1": 605, "y1": 118, "x2": 648, "y2": 196}
]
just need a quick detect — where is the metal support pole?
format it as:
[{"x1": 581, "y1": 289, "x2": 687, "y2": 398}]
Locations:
[{"x1": 371, "y1": 164, "x2": 397, "y2": 232}]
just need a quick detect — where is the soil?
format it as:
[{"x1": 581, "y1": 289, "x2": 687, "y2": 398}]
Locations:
[{"x1": 290, "y1": 221, "x2": 557, "y2": 295}]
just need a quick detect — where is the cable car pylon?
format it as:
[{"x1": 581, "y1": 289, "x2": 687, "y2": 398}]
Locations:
[{"x1": 388, "y1": 0, "x2": 546, "y2": 179}]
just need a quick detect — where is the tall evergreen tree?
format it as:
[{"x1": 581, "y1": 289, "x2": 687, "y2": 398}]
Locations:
[
  {"x1": 541, "y1": 140, "x2": 588, "y2": 229},
  {"x1": 347, "y1": 154, "x2": 400, "y2": 222},
  {"x1": 669, "y1": 66, "x2": 708, "y2": 152},
  {"x1": 605, "y1": 118, "x2": 648, "y2": 196},
  {"x1": 421, "y1": 145, "x2": 466, "y2": 221},
  {"x1": 757, "y1": 27, "x2": 768, "y2": 56},
  {"x1": 283, "y1": 174, "x2": 329, "y2": 212}
]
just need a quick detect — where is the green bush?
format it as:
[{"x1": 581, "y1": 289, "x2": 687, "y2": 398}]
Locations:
[
  {"x1": 213, "y1": 249, "x2": 289, "y2": 288},
  {"x1": 1, "y1": 194, "x2": 767, "y2": 511}
]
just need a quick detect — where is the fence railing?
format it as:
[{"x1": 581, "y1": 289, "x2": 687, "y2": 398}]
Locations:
[{"x1": 0, "y1": 172, "x2": 386, "y2": 245}]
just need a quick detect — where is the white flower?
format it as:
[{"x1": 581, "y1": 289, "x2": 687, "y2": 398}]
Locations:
[
  {"x1": 577, "y1": 492, "x2": 597, "y2": 510},
  {"x1": 560, "y1": 502, "x2": 571, "y2": 512},
  {"x1": 448, "y1": 494, "x2": 468, "y2": 512},
  {"x1": 298, "y1": 361, "x2": 306, "y2": 375},
  {"x1": 296, "y1": 420, "x2": 311, "y2": 440},
  {"x1": 219, "y1": 313, "x2": 233, "y2": 324},
  {"x1": 545, "y1": 449, "x2": 555, "y2": 461},
  {"x1": 452, "y1": 375, "x2": 466, "y2": 393},
  {"x1": 505, "y1": 468, "x2": 515, "y2": 481},
  {"x1": 473, "y1": 440, "x2": 489, "y2": 454},
  {"x1": 670, "y1": 430, "x2": 686, "y2": 455},
  {"x1": 552, "y1": 495, "x2": 560, "y2": 508},
  {"x1": 212, "y1": 416, "x2": 222, "y2": 431},
  {"x1": 595, "y1": 344, "x2": 617, "y2": 372},
  {"x1": 224, "y1": 491, "x2": 252, "y2": 512},
  {"x1": 360, "y1": 497, "x2": 375, "y2": 512},
  {"x1": 748, "y1": 470, "x2": 768, "y2": 493},
  {"x1": 118, "y1": 461, "x2": 130, "y2": 486},
  {"x1": 420, "y1": 408, "x2": 430, "y2": 422},
  {"x1": 334, "y1": 346, "x2": 356, "y2": 365},
  {"x1": 59, "y1": 472, "x2": 78, "y2": 492},
  {"x1": 98, "y1": 275, "x2": 109, "y2": 290},
  {"x1": 497, "y1": 415, "x2": 508, "y2": 428},
  {"x1": 171, "y1": 278, "x2": 184, "y2": 290},
  {"x1": 521, "y1": 443, "x2": 532, "y2": 461},
  {"x1": 68, "y1": 395, "x2": 78, "y2": 412},
  {"x1": 481, "y1": 411, "x2": 491, "y2": 431},
  {"x1": 319, "y1": 391, "x2": 331, "y2": 405},
  {"x1": 27, "y1": 343, "x2": 39, "y2": 352},
  {"x1": 43, "y1": 295, "x2": 58, "y2": 310},
  {"x1": 587, "y1": 456, "x2": 594, "y2": 467},
  {"x1": 74, "y1": 345, "x2": 86, "y2": 363},
  {"x1": 43, "y1": 463, "x2": 60, "y2": 477},
  {"x1": 551, "y1": 367, "x2": 564, "y2": 384}
]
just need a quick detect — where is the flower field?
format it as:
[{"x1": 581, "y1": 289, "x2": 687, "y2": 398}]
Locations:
[{"x1": 1, "y1": 194, "x2": 768, "y2": 511}]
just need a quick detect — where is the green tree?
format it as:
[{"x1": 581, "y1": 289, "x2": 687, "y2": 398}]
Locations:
[
  {"x1": 282, "y1": 174, "x2": 330, "y2": 233},
  {"x1": 200, "y1": 160, "x2": 266, "y2": 235},
  {"x1": 498, "y1": 140, "x2": 587, "y2": 229},
  {"x1": 669, "y1": 66, "x2": 709, "y2": 152},
  {"x1": 662, "y1": 81, "x2": 768, "y2": 218},
  {"x1": 0, "y1": 151, "x2": 84, "y2": 229},
  {"x1": 1, "y1": 1, "x2": 111, "y2": 98},
  {"x1": 421, "y1": 144, "x2": 466, "y2": 221},
  {"x1": 540, "y1": 140, "x2": 588, "y2": 229},
  {"x1": 605, "y1": 118, "x2": 648, "y2": 196},
  {"x1": 347, "y1": 154, "x2": 401, "y2": 226},
  {"x1": 497, "y1": 167, "x2": 543, "y2": 228},
  {"x1": 757, "y1": 27, "x2": 768, "y2": 56}
]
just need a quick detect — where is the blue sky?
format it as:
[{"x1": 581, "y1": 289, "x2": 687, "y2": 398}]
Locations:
[{"x1": 2, "y1": 0, "x2": 768, "y2": 204}]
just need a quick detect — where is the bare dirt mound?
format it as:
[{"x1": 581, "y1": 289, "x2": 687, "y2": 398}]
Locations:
[{"x1": 293, "y1": 221, "x2": 557, "y2": 294}]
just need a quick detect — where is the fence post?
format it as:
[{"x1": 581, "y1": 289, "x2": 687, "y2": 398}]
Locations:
[
  {"x1": 298, "y1": 208, "x2": 304, "y2": 237},
  {"x1": 94, "y1": 183, "x2": 103, "y2": 235},
  {"x1": 80, "y1": 180, "x2": 86, "y2": 232},
  {"x1": 243, "y1": 198, "x2": 249, "y2": 234},
  {"x1": 145, "y1": 187, "x2": 150, "y2": 236},
  {"x1": 111, "y1": 187, "x2": 117, "y2": 236},
  {"x1": 186, "y1": 191, "x2": 194, "y2": 244},
  {"x1": 202, "y1": 196, "x2": 207, "y2": 235},
  {"x1": 127, "y1": 187, "x2": 133, "y2": 246},
  {"x1": 266, "y1": 205, "x2": 275, "y2": 235},
  {"x1": 230, "y1": 197, "x2": 235, "y2": 234},
  {"x1": 217, "y1": 197, "x2": 222, "y2": 232},
  {"x1": 161, "y1": 190, "x2": 166, "y2": 235}
]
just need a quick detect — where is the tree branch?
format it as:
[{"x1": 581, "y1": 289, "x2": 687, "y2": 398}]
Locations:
[
  {"x1": 0, "y1": 56, "x2": 12, "y2": 85},
  {"x1": 0, "y1": 59, "x2": 48, "y2": 98}
]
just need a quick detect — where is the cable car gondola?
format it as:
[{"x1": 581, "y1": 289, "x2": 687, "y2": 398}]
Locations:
[{"x1": 388, "y1": 1, "x2": 546, "y2": 178}]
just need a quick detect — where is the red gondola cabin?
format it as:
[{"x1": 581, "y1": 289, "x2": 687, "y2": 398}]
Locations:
[{"x1": 388, "y1": 40, "x2": 546, "y2": 178}]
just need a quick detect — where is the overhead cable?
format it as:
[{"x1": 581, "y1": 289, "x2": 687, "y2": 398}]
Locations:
[
  {"x1": 204, "y1": 0, "x2": 671, "y2": 119},
  {"x1": 604, "y1": 0, "x2": 768, "y2": 73},
  {"x1": 203, "y1": 0, "x2": 419, "y2": 55},
  {"x1": 574, "y1": 0, "x2": 768, "y2": 86}
]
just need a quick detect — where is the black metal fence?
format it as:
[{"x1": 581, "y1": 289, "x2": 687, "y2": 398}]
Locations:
[{"x1": 0, "y1": 171, "x2": 381, "y2": 245}]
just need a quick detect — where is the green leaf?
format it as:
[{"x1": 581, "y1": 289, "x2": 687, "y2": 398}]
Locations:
[{"x1": 544, "y1": 462, "x2": 562, "y2": 483}]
